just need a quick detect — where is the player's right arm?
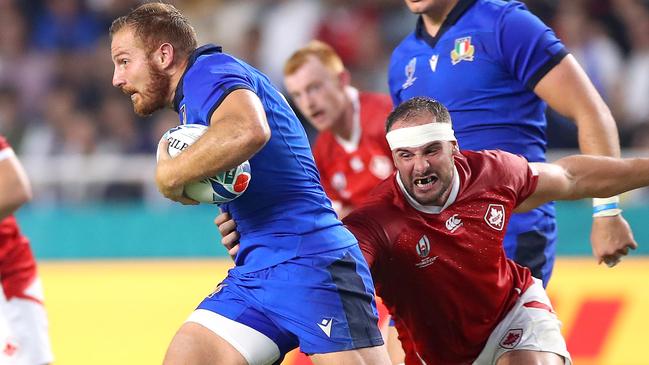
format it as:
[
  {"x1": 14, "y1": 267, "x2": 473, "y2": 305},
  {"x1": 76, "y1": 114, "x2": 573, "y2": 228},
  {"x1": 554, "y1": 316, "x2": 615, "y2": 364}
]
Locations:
[
  {"x1": 156, "y1": 89, "x2": 271, "y2": 203},
  {"x1": 0, "y1": 145, "x2": 32, "y2": 220}
]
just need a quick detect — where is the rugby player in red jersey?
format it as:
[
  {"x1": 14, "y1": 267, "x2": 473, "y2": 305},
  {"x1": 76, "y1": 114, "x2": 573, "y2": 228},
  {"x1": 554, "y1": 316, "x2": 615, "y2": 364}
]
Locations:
[
  {"x1": 218, "y1": 96, "x2": 647, "y2": 364},
  {"x1": 284, "y1": 41, "x2": 393, "y2": 218},
  {"x1": 0, "y1": 135, "x2": 53, "y2": 365}
]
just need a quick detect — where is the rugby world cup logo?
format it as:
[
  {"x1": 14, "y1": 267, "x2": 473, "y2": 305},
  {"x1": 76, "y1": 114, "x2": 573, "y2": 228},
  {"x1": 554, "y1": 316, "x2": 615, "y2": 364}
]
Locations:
[
  {"x1": 416, "y1": 235, "x2": 431, "y2": 258},
  {"x1": 402, "y1": 57, "x2": 418, "y2": 89}
]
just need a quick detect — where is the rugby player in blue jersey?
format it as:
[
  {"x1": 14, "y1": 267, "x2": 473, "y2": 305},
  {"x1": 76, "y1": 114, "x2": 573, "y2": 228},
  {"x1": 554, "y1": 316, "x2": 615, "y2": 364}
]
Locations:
[
  {"x1": 386, "y1": 0, "x2": 638, "y2": 360},
  {"x1": 390, "y1": 0, "x2": 635, "y2": 283},
  {"x1": 109, "y1": 3, "x2": 389, "y2": 365}
]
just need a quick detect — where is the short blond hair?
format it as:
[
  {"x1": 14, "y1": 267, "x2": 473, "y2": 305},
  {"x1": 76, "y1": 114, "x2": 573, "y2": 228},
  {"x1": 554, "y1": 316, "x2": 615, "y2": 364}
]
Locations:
[{"x1": 284, "y1": 40, "x2": 344, "y2": 76}]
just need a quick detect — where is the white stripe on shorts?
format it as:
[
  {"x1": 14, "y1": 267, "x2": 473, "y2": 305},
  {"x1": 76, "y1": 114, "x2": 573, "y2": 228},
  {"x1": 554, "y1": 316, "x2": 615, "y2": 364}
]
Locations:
[{"x1": 186, "y1": 309, "x2": 280, "y2": 365}]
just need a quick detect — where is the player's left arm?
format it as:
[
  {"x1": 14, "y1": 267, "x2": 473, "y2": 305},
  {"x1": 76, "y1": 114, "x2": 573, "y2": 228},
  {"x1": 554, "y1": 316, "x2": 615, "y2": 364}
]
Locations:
[
  {"x1": 534, "y1": 54, "x2": 634, "y2": 266},
  {"x1": 0, "y1": 148, "x2": 32, "y2": 220},
  {"x1": 515, "y1": 156, "x2": 649, "y2": 262},
  {"x1": 156, "y1": 89, "x2": 271, "y2": 203}
]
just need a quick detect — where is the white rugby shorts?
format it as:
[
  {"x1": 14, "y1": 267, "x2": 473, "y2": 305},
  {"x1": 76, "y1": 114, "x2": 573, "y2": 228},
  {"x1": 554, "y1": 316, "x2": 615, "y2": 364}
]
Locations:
[{"x1": 474, "y1": 278, "x2": 571, "y2": 365}]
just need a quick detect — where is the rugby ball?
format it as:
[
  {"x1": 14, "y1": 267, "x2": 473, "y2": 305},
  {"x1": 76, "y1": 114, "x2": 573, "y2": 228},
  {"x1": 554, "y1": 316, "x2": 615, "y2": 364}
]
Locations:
[{"x1": 161, "y1": 124, "x2": 251, "y2": 204}]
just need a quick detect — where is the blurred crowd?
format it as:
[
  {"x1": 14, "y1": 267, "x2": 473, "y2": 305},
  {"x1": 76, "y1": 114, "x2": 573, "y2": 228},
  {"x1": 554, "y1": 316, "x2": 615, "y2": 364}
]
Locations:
[{"x1": 0, "y1": 0, "x2": 648, "y2": 202}]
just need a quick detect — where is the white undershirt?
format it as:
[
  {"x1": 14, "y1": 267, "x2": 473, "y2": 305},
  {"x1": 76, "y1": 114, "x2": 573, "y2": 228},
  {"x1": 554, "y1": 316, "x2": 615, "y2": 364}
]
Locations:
[{"x1": 334, "y1": 86, "x2": 362, "y2": 153}]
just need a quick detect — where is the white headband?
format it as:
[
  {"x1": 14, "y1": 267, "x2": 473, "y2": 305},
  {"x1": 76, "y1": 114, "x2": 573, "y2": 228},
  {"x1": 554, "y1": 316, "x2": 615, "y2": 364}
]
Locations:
[{"x1": 386, "y1": 122, "x2": 456, "y2": 150}]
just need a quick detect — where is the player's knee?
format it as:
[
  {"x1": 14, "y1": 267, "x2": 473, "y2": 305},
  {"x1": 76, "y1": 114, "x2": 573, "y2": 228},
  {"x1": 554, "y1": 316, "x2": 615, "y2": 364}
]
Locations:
[{"x1": 163, "y1": 322, "x2": 248, "y2": 365}]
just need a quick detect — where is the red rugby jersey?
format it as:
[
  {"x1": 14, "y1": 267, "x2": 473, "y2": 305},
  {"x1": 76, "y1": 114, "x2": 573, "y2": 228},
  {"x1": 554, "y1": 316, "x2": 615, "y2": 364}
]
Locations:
[
  {"x1": 313, "y1": 90, "x2": 393, "y2": 211},
  {"x1": 344, "y1": 150, "x2": 538, "y2": 364},
  {"x1": 0, "y1": 135, "x2": 37, "y2": 300},
  {"x1": 0, "y1": 134, "x2": 21, "y2": 237}
]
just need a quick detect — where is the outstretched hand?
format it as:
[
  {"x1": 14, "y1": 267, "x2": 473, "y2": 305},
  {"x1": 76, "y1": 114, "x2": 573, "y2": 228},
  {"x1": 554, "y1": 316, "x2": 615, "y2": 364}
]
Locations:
[
  {"x1": 155, "y1": 138, "x2": 198, "y2": 205},
  {"x1": 591, "y1": 214, "x2": 637, "y2": 267},
  {"x1": 215, "y1": 211, "x2": 240, "y2": 260}
]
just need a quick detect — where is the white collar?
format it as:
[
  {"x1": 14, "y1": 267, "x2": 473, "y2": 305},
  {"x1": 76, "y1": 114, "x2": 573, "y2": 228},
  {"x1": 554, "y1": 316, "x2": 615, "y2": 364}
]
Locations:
[
  {"x1": 334, "y1": 86, "x2": 362, "y2": 153},
  {"x1": 396, "y1": 165, "x2": 460, "y2": 214}
]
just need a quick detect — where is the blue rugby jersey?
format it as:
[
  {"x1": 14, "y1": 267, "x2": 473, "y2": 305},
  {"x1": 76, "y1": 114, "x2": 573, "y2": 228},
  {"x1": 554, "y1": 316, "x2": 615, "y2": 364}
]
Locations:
[
  {"x1": 173, "y1": 45, "x2": 357, "y2": 272},
  {"x1": 389, "y1": 0, "x2": 566, "y2": 165}
]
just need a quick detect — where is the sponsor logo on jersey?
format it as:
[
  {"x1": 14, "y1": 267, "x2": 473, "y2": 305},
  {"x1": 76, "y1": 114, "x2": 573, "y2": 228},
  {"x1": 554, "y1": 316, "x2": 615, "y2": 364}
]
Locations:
[
  {"x1": 402, "y1": 57, "x2": 418, "y2": 89},
  {"x1": 415, "y1": 235, "x2": 438, "y2": 268},
  {"x1": 499, "y1": 328, "x2": 523, "y2": 349},
  {"x1": 317, "y1": 318, "x2": 333, "y2": 337},
  {"x1": 450, "y1": 36, "x2": 475, "y2": 65},
  {"x1": 484, "y1": 204, "x2": 505, "y2": 231},
  {"x1": 429, "y1": 54, "x2": 439, "y2": 72},
  {"x1": 369, "y1": 155, "x2": 393, "y2": 180},
  {"x1": 180, "y1": 104, "x2": 187, "y2": 124},
  {"x1": 445, "y1": 214, "x2": 462, "y2": 232}
]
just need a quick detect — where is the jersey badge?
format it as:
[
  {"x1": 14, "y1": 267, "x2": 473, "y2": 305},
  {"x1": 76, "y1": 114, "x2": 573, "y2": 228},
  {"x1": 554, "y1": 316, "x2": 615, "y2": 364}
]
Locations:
[
  {"x1": 350, "y1": 156, "x2": 365, "y2": 172},
  {"x1": 484, "y1": 204, "x2": 505, "y2": 231},
  {"x1": 402, "y1": 57, "x2": 418, "y2": 89},
  {"x1": 415, "y1": 235, "x2": 438, "y2": 268},
  {"x1": 180, "y1": 104, "x2": 187, "y2": 124},
  {"x1": 369, "y1": 155, "x2": 393, "y2": 180},
  {"x1": 499, "y1": 328, "x2": 523, "y2": 349},
  {"x1": 445, "y1": 214, "x2": 462, "y2": 232},
  {"x1": 429, "y1": 54, "x2": 439, "y2": 72},
  {"x1": 331, "y1": 172, "x2": 347, "y2": 192},
  {"x1": 450, "y1": 36, "x2": 475, "y2": 65}
]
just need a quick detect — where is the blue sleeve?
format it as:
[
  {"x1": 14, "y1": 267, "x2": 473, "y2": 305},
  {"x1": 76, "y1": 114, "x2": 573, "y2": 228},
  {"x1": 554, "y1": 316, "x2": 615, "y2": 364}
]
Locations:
[
  {"x1": 185, "y1": 62, "x2": 255, "y2": 124},
  {"x1": 497, "y1": 2, "x2": 568, "y2": 90}
]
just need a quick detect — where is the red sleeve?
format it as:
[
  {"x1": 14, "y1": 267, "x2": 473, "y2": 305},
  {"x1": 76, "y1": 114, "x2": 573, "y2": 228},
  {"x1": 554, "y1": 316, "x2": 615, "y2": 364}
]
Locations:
[
  {"x1": 0, "y1": 135, "x2": 9, "y2": 150},
  {"x1": 342, "y1": 209, "x2": 388, "y2": 268},
  {"x1": 492, "y1": 150, "x2": 539, "y2": 207},
  {"x1": 0, "y1": 135, "x2": 13, "y2": 161}
]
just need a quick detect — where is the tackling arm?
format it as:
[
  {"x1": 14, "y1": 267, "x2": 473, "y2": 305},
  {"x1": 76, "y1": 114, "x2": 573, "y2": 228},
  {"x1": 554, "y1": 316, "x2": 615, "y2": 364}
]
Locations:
[
  {"x1": 516, "y1": 156, "x2": 649, "y2": 212},
  {"x1": 0, "y1": 150, "x2": 32, "y2": 220},
  {"x1": 156, "y1": 89, "x2": 271, "y2": 202}
]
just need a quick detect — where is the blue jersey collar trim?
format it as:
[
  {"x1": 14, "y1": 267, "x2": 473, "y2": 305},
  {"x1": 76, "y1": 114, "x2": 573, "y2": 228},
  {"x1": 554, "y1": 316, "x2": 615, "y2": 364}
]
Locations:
[
  {"x1": 415, "y1": 0, "x2": 478, "y2": 47},
  {"x1": 173, "y1": 44, "x2": 223, "y2": 112}
]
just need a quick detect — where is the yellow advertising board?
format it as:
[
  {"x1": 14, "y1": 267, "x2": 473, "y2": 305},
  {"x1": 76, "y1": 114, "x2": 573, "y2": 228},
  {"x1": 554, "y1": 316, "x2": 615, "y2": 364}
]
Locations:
[{"x1": 38, "y1": 258, "x2": 649, "y2": 365}]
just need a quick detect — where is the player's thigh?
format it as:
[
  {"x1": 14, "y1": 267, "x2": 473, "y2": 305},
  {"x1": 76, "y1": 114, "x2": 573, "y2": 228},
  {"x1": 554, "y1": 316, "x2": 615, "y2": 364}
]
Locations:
[
  {"x1": 164, "y1": 321, "x2": 248, "y2": 365},
  {"x1": 190, "y1": 286, "x2": 293, "y2": 365},
  {"x1": 496, "y1": 349, "x2": 564, "y2": 365},
  {"x1": 309, "y1": 344, "x2": 390, "y2": 365}
]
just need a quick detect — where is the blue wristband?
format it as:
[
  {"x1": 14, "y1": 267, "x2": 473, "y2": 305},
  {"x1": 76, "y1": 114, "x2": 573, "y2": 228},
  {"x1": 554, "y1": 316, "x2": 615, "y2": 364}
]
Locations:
[{"x1": 593, "y1": 203, "x2": 619, "y2": 214}]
